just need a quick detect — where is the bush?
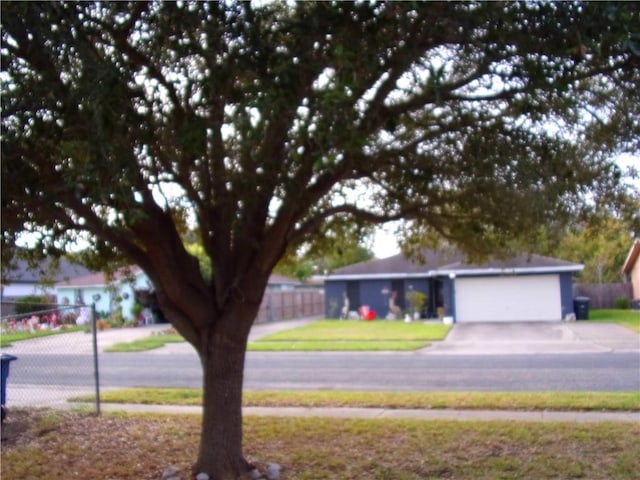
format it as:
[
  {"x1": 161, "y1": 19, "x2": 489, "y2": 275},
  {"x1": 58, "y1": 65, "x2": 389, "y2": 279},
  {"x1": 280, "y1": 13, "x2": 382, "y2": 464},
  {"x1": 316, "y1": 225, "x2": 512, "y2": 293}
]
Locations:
[
  {"x1": 14, "y1": 295, "x2": 52, "y2": 316},
  {"x1": 406, "y1": 290, "x2": 427, "y2": 317},
  {"x1": 613, "y1": 297, "x2": 630, "y2": 310}
]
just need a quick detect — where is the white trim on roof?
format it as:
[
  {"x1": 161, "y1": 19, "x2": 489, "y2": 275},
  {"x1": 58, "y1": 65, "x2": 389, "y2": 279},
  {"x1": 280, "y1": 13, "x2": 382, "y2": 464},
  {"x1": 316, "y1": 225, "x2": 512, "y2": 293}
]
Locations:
[
  {"x1": 318, "y1": 272, "x2": 438, "y2": 281},
  {"x1": 438, "y1": 265, "x2": 584, "y2": 276},
  {"x1": 322, "y1": 264, "x2": 583, "y2": 280}
]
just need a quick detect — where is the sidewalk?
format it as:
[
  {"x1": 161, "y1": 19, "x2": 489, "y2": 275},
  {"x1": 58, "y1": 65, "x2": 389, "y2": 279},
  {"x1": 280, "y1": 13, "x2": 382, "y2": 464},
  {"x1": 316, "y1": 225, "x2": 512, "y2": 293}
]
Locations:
[{"x1": 89, "y1": 403, "x2": 640, "y2": 424}]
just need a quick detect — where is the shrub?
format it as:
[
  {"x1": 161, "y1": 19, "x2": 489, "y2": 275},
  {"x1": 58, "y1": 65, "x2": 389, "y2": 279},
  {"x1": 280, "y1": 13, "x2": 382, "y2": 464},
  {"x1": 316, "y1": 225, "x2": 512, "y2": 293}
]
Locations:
[
  {"x1": 613, "y1": 297, "x2": 630, "y2": 310},
  {"x1": 14, "y1": 295, "x2": 52, "y2": 316},
  {"x1": 107, "y1": 307, "x2": 125, "y2": 327},
  {"x1": 96, "y1": 319, "x2": 110, "y2": 331},
  {"x1": 406, "y1": 290, "x2": 427, "y2": 317}
]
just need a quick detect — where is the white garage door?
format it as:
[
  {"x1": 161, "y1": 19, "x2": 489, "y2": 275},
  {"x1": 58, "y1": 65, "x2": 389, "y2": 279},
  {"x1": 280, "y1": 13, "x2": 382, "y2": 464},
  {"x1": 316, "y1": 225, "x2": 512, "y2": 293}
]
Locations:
[{"x1": 454, "y1": 275, "x2": 561, "y2": 322}]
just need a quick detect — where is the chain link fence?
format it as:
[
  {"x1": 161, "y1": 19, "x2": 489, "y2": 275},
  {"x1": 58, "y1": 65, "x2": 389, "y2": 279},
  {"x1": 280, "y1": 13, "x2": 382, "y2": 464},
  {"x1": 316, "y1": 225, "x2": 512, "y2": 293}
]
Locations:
[{"x1": 1, "y1": 302, "x2": 100, "y2": 414}]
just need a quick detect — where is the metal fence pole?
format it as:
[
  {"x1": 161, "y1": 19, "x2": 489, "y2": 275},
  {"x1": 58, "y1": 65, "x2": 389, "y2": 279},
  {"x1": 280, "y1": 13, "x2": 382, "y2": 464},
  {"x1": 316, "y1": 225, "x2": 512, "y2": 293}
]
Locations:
[{"x1": 91, "y1": 303, "x2": 101, "y2": 415}]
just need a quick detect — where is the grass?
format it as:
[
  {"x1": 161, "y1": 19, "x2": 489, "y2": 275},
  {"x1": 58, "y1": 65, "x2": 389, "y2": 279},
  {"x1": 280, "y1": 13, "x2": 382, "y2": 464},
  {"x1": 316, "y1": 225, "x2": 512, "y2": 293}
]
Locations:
[
  {"x1": 71, "y1": 388, "x2": 640, "y2": 411},
  {"x1": 103, "y1": 319, "x2": 452, "y2": 352},
  {"x1": 2, "y1": 409, "x2": 639, "y2": 479},
  {"x1": 81, "y1": 311, "x2": 639, "y2": 353},
  {"x1": 249, "y1": 319, "x2": 451, "y2": 351},
  {"x1": 97, "y1": 311, "x2": 639, "y2": 352},
  {"x1": 589, "y1": 309, "x2": 640, "y2": 333},
  {"x1": 0, "y1": 326, "x2": 85, "y2": 348},
  {"x1": 104, "y1": 333, "x2": 185, "y2": 352},
  {"x1": 249, "y1": 339, "x2": 430, "y2": 351}
]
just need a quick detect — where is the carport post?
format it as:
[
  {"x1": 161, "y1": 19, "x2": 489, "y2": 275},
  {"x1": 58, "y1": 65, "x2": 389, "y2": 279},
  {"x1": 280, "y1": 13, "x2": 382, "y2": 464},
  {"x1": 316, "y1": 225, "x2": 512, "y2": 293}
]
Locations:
[{"x1": 91, "y1": 302, "x2": 101, "y2": 415}]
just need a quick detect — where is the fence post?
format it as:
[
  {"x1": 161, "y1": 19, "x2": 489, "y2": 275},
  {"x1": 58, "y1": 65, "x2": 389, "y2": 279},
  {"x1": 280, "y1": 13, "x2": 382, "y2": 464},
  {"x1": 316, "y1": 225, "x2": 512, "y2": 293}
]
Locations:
[{"x1": 91, "y1": 303, "x2": 101, "y2": 415}]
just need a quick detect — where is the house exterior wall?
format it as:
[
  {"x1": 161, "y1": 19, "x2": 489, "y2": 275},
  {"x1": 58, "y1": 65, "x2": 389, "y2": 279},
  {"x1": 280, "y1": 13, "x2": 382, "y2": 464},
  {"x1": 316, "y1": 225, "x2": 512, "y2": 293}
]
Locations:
[
  {"x1": 441, "y1": 277, "x2": 456, "y2": 319},
  {"x1": 631, "y1": 261, "x2": 640, "y2": 300},
  {"x1": 56, "y1": 286, "x2": 108, "y2": 311},
  {"x1": 325, "y1": 278, "x2": 436, "y2": 319},
  {"x1": 324, "y1": 281, "x2": 347, "y2": 318},
  {"x1": 325, "y1": 279, "x2": 391, "y2": 319},
  {"x1": 359, "y1": 280, "x2": 389, "y2": 318},
  {"x1": 559, "y1": 272, "x2": 576, "y2": 318},
  {"x1": 1, "y1": 283, "x2": 56, "y2": 298},
  {"x1": 55, "y1": 277, "x2": 142, "y2": 322}
]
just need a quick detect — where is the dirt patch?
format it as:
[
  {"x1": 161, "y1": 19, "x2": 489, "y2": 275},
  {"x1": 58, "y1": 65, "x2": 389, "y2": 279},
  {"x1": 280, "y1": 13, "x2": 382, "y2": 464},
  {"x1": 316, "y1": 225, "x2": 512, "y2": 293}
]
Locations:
[
  {"x1": 1, "y1": 409, "x2": 33, "y2": 445},
  {"x1": 2, "y1": 409, "x2": 639, "y2": 480}
]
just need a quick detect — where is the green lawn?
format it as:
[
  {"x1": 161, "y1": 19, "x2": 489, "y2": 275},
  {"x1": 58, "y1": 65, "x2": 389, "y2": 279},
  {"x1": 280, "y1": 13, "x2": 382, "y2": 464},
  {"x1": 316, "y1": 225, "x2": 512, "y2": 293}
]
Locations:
[
  {"x1": 104, "y1": 333, "x2": 185, "y2": 352},
  {"x1": 72, "y1": 388, "x2": 640, "y2": 411},
  {"x1": 589, "y1": 309, "x2": 640, "y2": 333},
  {"x1": 104, "y1": 319, "x2": 452, "y2": 352},
  {"x1": 249, "y1": 319, "x2": 451, "y2": 351},
  {"x1": 257, "y1": 320, "x2": 451, "y2": 341},
  {"x1": 97, "y1": 311, "x2": 640, "y2": 353},
  {"x1": 0, "y1": 326, "x2": 85, "y2": 348}
]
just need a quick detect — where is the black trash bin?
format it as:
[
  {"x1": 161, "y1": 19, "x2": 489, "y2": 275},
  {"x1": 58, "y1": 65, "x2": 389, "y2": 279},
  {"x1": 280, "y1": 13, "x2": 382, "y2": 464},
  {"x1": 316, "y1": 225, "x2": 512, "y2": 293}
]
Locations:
[
  {"x1": 573, "y1": 297, "x2": 590, "y2": 320},
  {"x1": 1, "y1": 353, "x2": 18, "y2": 422}
]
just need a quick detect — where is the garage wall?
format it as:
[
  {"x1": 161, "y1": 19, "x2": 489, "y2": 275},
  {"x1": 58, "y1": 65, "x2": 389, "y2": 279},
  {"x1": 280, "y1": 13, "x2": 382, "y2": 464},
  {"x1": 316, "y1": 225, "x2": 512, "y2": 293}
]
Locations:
[{"x1": 454, "y1": 274, "x2": 562, "y2": 322}]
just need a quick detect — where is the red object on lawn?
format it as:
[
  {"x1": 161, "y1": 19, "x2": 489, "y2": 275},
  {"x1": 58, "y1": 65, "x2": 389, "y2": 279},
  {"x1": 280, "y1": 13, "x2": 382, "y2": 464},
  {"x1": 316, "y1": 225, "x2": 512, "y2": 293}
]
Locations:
[{"x1": 358, "y1": 306, "x2": 376, "y2": 320}]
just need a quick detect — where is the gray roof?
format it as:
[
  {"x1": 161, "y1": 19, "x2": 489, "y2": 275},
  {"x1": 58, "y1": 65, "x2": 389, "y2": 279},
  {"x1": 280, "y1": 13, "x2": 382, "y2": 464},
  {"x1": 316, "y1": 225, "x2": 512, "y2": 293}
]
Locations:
[
  {"x1": 1, "y1": 258, "x2": 94, "y2": 285},
  {"x1": 326, "y1": 249, "x2": 582, "y2": 279},
  {"x1": 439, "y1": 253, "x2": 580, "y2": 271},
  {"x1": 331, "y1": 249, "x2": 464, "y2": 276}
]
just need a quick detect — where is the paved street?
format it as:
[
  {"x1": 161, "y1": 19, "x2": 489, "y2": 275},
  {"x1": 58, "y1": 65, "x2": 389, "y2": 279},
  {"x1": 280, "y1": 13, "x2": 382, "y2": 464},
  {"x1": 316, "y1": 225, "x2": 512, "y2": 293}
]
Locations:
[{"x1": 2, "y1": 319, "x2": 639, "y2": 409}]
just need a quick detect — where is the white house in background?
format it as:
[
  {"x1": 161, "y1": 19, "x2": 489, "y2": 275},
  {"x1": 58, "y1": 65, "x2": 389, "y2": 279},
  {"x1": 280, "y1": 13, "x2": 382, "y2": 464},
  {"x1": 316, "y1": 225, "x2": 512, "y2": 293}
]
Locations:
[
  {"x1": 1, "y1": 258, "x2": 94, "y2": 317},
  {"x1": 55, "y1": 267, "x2": 153, "y2": 323},
  {"x1": 55, "y1": 268, "x2": 305, "y2": 323},
  {"x1": 1, "y1": 258, "x2": 93, "y2": 299}
]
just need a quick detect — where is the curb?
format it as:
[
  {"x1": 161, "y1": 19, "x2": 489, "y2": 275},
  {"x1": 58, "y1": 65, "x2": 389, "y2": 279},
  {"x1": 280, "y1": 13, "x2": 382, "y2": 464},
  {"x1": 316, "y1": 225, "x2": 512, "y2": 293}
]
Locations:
[{"x1": 92, "y1": 403, "x2": 640, "y2": 423}]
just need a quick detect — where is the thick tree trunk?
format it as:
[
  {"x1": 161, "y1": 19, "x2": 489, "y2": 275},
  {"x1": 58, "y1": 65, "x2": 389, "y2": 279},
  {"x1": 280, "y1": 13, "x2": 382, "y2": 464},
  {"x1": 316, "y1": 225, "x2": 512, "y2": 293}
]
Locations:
[{"x1": 195, "y1": 332, "x2": 249, "y2": 479}]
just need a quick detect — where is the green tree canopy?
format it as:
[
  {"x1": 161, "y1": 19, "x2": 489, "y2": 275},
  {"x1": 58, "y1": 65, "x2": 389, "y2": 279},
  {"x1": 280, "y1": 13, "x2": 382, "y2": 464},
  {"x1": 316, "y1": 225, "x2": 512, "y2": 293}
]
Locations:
[
  {"x1": 275, "y1": 222, "x2": 375, "y2": 280},
  {"x1": 538, "y1": 194, "x2": 640, "y2": 284},
  {"x1": 2, "y1": 2, "x2": 639, "y2": 478}
]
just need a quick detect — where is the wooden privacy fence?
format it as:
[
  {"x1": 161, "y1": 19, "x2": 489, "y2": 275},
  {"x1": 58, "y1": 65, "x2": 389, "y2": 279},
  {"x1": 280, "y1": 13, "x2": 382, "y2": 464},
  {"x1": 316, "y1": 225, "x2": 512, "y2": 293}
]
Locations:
[
  {"x1": 573, "y1": 283, "x2": 633, "y2": 309},
  {"x1": 255, "y1": 289, "x2": 324, "y2": 323}
]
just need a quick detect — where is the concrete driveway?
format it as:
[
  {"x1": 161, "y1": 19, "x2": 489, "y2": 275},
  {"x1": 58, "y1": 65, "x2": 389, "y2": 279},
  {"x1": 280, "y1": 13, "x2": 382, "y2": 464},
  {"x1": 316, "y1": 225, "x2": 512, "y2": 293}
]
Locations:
[{"x1": 424, "y1": 322, "x2": 640, "y2": 355}]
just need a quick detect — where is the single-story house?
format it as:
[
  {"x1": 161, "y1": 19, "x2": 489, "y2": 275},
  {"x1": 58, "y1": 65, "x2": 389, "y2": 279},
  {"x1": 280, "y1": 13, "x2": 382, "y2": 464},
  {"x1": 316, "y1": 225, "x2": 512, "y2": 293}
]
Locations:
[
  {"x1": 267, "y1": 274, "x2": 302, "y2": 290},
  {"x1": 1, "y1": 257, "x2": 93, "y2": 316},
  {"x1": 56, "y1": 268, "x2": 311, "y2": 323},
  {"x1": 55, "y1": 267, "x2": 154, "y2": 323},
  {"x1": 322, "y1": 249, "x2": 583, "y2": 323},
  {"x1": 1, "y1": 258, "x2": 93, "y2": 299},
  {"x1": 622, "y1": 239, "x2": 640, "y2": 303}
]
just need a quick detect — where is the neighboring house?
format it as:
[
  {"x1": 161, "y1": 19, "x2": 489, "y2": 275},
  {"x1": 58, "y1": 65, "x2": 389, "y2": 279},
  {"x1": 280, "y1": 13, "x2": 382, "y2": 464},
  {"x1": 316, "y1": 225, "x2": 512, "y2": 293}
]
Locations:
[
  {"x1": 56, "y1": 268, "x2": 310, "y2": 323},
  {"x1": 1, "y1": 258, "x2": 93, "y2": 316},
  {"x1": 622, "y1": 239, "x2": 640, "y2": 302},
  {"x1": 1, "y1": 258, "x2": 93, "y2": 299},
  {"x1": 322, "y1": 249, "x2": 583, "y2": 323},
  {"x1": 266, "y1": 274, "x2": 301, "y2": 290},
  {"x1": 55, "y1": 267, "x2": 153, "y2": 323}
]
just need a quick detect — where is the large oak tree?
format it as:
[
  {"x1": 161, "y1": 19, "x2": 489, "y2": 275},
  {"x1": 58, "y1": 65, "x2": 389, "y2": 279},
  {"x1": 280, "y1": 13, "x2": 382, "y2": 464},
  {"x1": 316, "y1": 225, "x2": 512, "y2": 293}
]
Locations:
[{"x1": 2, "y1": 2, "x2": 638, "y2": 478}]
